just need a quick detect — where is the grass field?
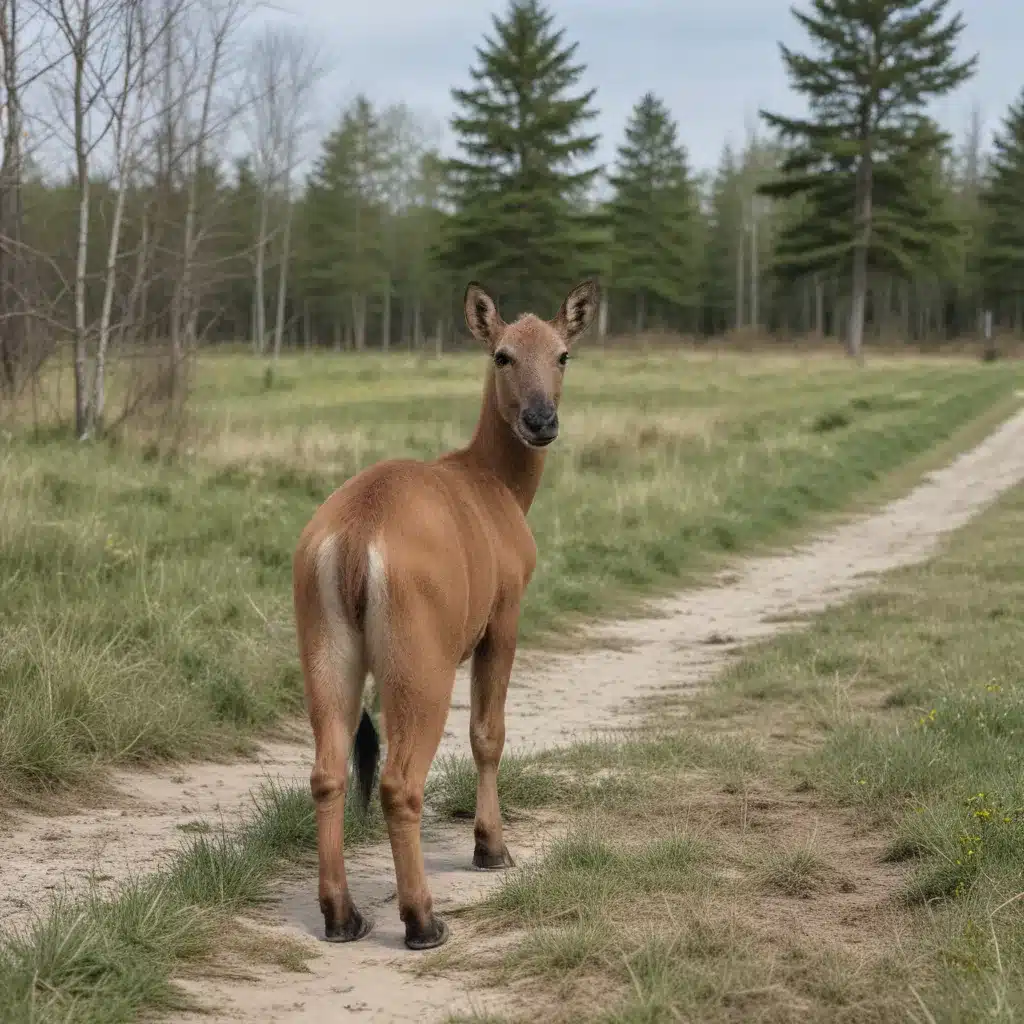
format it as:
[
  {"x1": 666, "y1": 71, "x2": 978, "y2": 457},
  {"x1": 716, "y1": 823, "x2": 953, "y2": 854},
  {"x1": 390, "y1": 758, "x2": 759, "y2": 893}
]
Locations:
[
  {"x1": 0, "y1": 350, "x2": 1019, "y2": 810},
  {"x1": 426, "y1": 483, "x2": 1024, "y2": 1023},
  {"x1": 4, "y1": 478, "x2": 1020, "y2": 1023},
  {"x1": 1, "y1": 347, "x2": 1022, "y2": 1023}
]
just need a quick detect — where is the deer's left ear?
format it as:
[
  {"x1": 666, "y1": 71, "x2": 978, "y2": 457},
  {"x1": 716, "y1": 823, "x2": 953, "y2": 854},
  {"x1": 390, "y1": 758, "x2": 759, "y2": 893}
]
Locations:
[
  {"x1": 464, "y1": 282, "x2": 505, "y2": 349},
  {"x1": 553, "y1": 280, "x2": 600, "y2": 344}
]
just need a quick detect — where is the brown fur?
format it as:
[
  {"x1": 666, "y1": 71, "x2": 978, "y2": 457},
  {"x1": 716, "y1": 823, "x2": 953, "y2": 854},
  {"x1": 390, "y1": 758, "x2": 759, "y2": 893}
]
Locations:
[{"x1": 292, "y1": 280, "x2": 600, "y2": 949}]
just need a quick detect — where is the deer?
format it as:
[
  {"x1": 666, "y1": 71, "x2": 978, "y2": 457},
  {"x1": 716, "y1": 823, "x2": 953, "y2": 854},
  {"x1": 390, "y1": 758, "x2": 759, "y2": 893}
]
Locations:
[{"x1": 292, "y1": 279, "x2": 600, "y2": 951}]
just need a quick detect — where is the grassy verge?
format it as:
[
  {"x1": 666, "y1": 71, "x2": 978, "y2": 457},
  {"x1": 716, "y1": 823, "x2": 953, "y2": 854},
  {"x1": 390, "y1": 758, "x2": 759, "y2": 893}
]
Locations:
[
  {"x1": 1, "y1": 350, "x2": 1018, "y2": 808},
  {"x1": 426, "y1": 484, "x2": 1024, "y2": 1023},
  {"x1": 0, "y1": 782, "x2": 382, "y2": 1024}
]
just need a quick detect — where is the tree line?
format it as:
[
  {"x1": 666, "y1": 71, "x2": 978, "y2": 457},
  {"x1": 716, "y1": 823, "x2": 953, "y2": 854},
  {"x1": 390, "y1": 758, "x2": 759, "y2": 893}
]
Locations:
[{"x1": 2, "y1": 0, "x2": 1023, "y2": 436}]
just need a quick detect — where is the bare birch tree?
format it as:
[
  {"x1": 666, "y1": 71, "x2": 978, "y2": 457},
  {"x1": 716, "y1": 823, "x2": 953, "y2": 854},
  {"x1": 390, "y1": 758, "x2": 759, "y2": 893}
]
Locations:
[
  {"x1": 43, "y1": 0, "x2": 127, "y2": 437},
  {"x1": 166, "y1": 0, "x2": 247, "y2": 398},
  {"x1": 89, "y1": 0, "x2": 164, "y2": 432},
  {"x1": 243, "y1": 26, "x2": 278, "y2": 355},
  {"x1": 243, "y1": 25, "x2": 322, "y2": 361},
  {"x1": 270, "y1": 33, "x2": 321, "y2": 363},
  {"x1": 0, "y1": 0, "x2": 27, "y2": 393}
]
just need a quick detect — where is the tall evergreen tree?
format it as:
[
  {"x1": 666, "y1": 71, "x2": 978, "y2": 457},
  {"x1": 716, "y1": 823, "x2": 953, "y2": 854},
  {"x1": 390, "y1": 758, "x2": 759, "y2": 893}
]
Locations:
[
  {"x1": 439, "y1": 0, "x2": 601, "y2": 315},
  {"x1": 607, "y1": 92, "x2": 698, "y2": 332},
  {"x1": 701, "y1": 145, "x2": 745, "y2": 334},
  {"x1": 701, "y1": 137, "x2": 783, "y2": 335},
  {"x1": 980, "y1": 89, "x2": 1024, "y2": 330},
  {"x1": 395, "y1": 151, "x2": 448, "y2": 349},
  {"x1": 945, "y1": 104, "x2": 987, "y2": 338},
  {"x1": 770, "y1": 121, "x2": 958, "y2": 280},
  {"x1": 302, "y1": 96, "x2": 391, "y2": 350},
  {"x1": 759, "y1": 0, "x2": 976, "y2": 358},
  {"x1": 223, "y1": 157, "x2": 262, "y2": 342}
]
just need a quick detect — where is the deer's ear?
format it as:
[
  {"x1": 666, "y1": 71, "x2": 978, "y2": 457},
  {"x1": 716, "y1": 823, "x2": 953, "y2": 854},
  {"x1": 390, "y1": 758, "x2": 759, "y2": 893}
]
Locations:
[
  {"x1": 464, "y1": 282, "x2": 505, "y2": 349},
  {"x1": 553, "y1": 280, "x2": 600, "y2": 344}
]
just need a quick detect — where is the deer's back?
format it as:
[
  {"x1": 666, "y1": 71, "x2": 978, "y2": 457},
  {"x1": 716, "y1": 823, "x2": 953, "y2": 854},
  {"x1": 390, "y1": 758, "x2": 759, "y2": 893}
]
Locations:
[{"x1": 295, "y1": 456, "x2": 536, "y2": 663}]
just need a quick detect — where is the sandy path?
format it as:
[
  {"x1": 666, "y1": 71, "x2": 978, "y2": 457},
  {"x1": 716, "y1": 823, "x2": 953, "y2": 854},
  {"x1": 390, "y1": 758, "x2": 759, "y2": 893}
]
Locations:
[{"x1": 3, "y1": 406, "x2": 1024, "y2": 1023}]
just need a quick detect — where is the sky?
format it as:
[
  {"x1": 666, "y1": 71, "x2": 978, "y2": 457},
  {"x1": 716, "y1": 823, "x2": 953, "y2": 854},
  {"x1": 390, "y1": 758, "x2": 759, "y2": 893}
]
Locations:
[{"x1": 260, "y1": 0, "x2": 1024, "y2": 177}]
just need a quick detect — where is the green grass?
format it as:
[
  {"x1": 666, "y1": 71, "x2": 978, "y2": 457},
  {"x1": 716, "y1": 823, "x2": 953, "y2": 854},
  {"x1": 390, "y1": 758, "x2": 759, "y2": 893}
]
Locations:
[
  {"x1": 716, "y1": 488, "x2": 1024, "y2": 917},
  {"x1": 451, "y1": 824, "x2": 905, "y2": 1023},
  {"x1": 537, "y1": 730, "x2": 766, "y2": 779},
  {"x1": 426, "y1": 485, "x2": 1024, "y2": 1022},
  {"x1": 425, "y1": 735, "x2": 763, "y2": 822},
  {"x1": 723, "y1": 484, "x2": 1024, "y2": 1017},
  {"x1": 0, "y1": 780, "x2": 381, "y2": 1023},
  {"x1": 478, "y1": 828, "x2": 712, "y2": 931},
  {"x1": 426, "y1": 753, "x2": 569, "y2": 819},
  {"x1": 0, "y1": 350, "x2": 1018, "y2": 808}
]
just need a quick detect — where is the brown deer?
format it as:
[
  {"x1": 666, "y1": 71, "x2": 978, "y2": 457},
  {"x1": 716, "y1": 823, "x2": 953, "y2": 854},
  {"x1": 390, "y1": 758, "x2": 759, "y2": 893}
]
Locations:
[{"x1": 292, "y1": 279, "x2": 600, "y2": 950}]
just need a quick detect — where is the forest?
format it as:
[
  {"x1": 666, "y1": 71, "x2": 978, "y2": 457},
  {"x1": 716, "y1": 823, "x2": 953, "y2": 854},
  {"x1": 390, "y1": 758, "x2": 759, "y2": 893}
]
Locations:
[{"x1": 1, "y1": 0, "x2": 1023, "y2": 437}]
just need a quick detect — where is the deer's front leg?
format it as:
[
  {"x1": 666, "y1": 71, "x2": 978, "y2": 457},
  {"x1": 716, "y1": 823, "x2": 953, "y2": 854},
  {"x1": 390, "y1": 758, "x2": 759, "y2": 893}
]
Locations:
[{"x1": 469, "y1": 601, "x2": 518, "y2": 870}]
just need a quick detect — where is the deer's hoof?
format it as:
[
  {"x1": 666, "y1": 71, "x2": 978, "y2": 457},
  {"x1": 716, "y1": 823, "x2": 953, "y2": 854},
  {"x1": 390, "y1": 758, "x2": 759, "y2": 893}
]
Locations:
[
  {"x1": 404, "y1": 914, "x2": 450, "y2": 951},
  {"x1": 323, "y1": 906, "x2": 373, "y2": 943},
  {"x1": 473, "y1": 842, "x2": 515, "y2": 871}
]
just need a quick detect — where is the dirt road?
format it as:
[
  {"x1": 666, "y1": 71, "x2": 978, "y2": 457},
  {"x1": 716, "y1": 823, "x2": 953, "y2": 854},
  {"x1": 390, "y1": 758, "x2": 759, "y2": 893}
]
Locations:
[{"x1": 4, "y1": 406, "x2": 1024, "y2": 1023}]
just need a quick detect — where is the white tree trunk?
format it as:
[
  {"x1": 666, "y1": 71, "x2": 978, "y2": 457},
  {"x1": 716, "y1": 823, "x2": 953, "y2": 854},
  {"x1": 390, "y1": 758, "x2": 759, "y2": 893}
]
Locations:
[
  {"x1": 735, "y1": 225, "x2": 745, "y2": 332},
  {"x1": 92, "y1": 5, "x2": 144, "y2": 432},
  {"x1": 176, "y1": 1, "x2": 236, "y2": 394},
  {"x1": 71, "y1": 4, "x2": 91, "y2": 440},
  {"x1": 272, "y1": 166, "x2": 294, "y2": 362},
  {"x1": 848, "y1": 152, "x2": 874, "y2": 362},
  {"x1": 73, "y1": 174, "x2": 90, "y2": 439},
  {"x1": 253, "y1": 189, "x2": 269, "y2": 353},
  {"x1": 750, "y1": 202, "x2": 759, "y2": 331},
  {"x1": 92, "y1": 176, "x2": 128, "y2": 430}
]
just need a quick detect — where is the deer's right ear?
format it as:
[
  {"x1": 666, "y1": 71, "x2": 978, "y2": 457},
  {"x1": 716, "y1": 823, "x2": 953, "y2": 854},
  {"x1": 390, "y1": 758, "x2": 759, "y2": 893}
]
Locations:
[{"x1": 464, "y1": 282, "x2": 504, "y2": 349}]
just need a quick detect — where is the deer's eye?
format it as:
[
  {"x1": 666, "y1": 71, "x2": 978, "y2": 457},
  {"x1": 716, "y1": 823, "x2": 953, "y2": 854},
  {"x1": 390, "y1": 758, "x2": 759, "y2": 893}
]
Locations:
[
  {"x1": 558, "y1": 351, "x2": 569, "y2": 367},
  {"x1": 494, "y1": 350, "x2": 513, "y2": 368}
]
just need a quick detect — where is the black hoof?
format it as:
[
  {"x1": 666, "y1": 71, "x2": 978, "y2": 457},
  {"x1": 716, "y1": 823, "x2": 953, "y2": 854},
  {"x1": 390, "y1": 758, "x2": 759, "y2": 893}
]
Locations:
[
  {"x1": 473, "y1": 842, "x2": 515, "y2": 871},
  {"x1": 323, "y1": 906, "x2": 373, "y2": 943},
  {"x1": 404, "y1": 914, "x2": 450, "y2": 951}
]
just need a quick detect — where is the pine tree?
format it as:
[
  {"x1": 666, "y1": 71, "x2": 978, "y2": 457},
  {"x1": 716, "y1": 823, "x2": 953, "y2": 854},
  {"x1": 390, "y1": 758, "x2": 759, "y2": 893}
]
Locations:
[
  {"x1": 439, "y1": 0, "x2": 601, "y2": 315},
  {"x1": 607, "y1": 92, "x2": 698, "y2": 332},
  {"x1": 223, "y1": 157, "x2": 263, "y2": 342},
  {"x1": 760, "y1": 0, "x2": 976, "y2": 358},
  {"x1": 945, "y1": 104, "x2": 987, "y2": 338},
  {"x1": 396, "y1": 151, "x2": 448, "y2": 349},
  {"x1": 701, "y1": 145, "x2": 744, "y2": 334},
  {"x1": 700, "y1": 137, "x2": 783, "y2": 335},
  {"x1": 980, "y1": 89, "x2": 1024, "y2": 331},
  {"x1": 303, "y1": 96, "x2": 391, "y2": 350},
  {"x1": 771, "y1": 121, "x2": 957, "y2": 278}
]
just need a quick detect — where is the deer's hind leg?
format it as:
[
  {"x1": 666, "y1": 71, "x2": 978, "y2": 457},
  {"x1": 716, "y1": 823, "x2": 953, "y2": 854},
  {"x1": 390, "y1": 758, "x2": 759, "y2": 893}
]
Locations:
[
  {"x1": 470, "y1": 597, "x2": 518, "y2": 870},
  {"x1": 374, "y1": 643, "x2": 457, "y2": 950},
  {"x1": 297, "y1": 542, "x2": 372, "y2": 943}
]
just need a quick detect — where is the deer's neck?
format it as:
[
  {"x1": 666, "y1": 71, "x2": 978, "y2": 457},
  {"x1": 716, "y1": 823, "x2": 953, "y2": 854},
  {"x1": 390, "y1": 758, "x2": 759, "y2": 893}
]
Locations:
[{"x1": 461, "y1": 367, "x2": 546, "y2": 514}]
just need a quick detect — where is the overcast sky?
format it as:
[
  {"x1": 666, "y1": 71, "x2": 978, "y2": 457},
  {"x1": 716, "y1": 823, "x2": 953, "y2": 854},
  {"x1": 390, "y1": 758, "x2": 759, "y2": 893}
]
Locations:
[{"x1": 260, "y1": 0, "x2": 1023, "y2": 177}]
